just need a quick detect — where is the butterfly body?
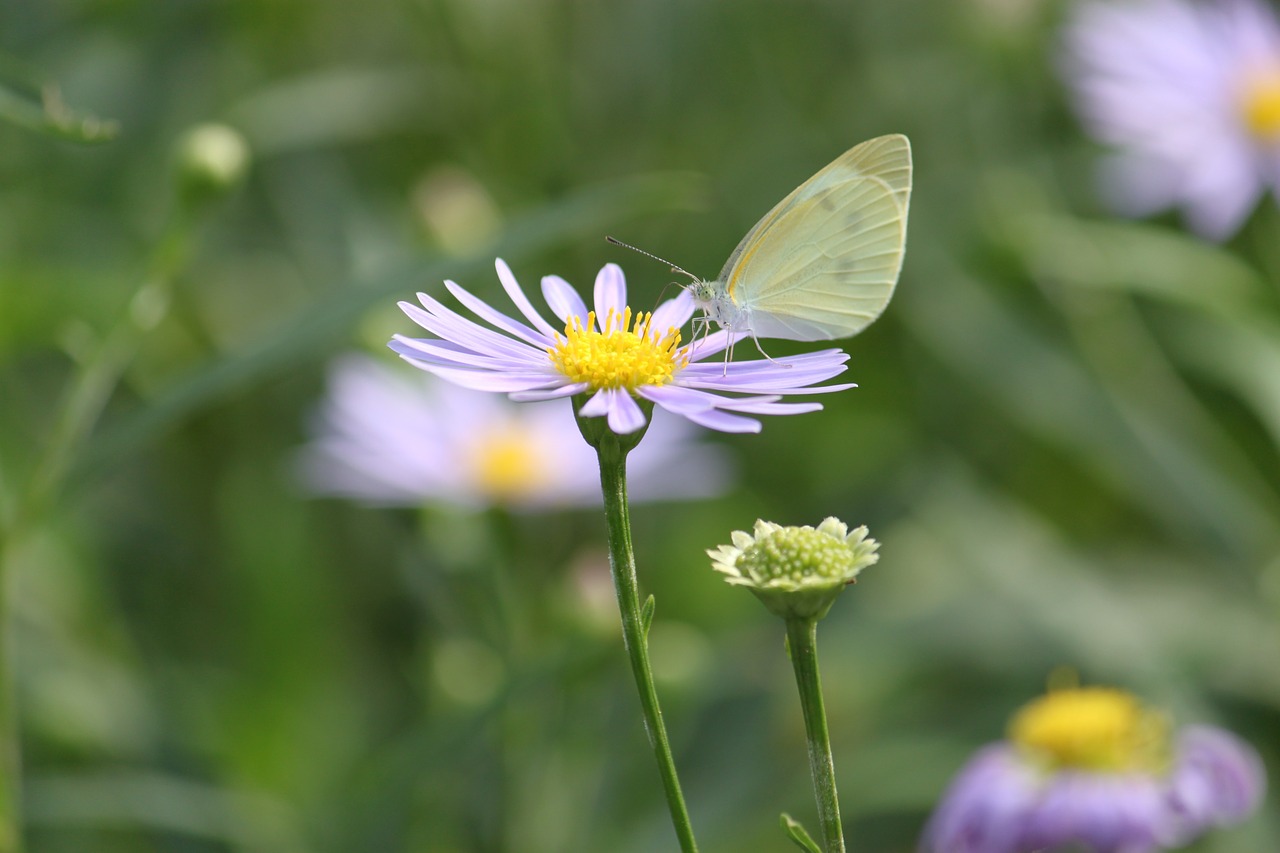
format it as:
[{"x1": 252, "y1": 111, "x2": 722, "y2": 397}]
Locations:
[
  {"x1": 689, "y1": 279, "x2": 748, "y2": 332},
  {"x1": 691, "y1": 134, "x2": 913, "y2": 350}
]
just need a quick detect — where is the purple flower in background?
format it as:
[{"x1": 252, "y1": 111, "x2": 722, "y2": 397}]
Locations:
[
  {"x1": 1062, "y1": 0, "x2": 1280, "y2": 239},
  {"x1": 388, "y1": 259, "x2": 854, "y2": 435},
  {"x1": 920, "y1": 686, "x2": 1266, "y2": 853},
  {"x1": 298, "y1": 355, "x2": 732, "y2": 509}
]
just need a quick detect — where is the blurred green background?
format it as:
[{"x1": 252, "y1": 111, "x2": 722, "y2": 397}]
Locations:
[{"x1": 2, "y1": 0, "x2": 1278, "y2": 850}]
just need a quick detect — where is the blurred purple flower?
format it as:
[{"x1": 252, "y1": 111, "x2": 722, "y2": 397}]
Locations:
[
  {"x1": 299, "y1": 355, "x2": 732, "y2": 509},
  {"x1": 388, "y1": 259, "x2": 854, "y2": 435},
  {"x1": 921, "y1": 686, "x2": 1266, "y2": 853},
  {"x1": 1062, "y1": 0, "x2": 1280, "y2": 239}
]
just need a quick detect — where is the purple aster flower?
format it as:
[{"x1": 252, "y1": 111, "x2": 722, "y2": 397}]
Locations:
[
  {"x1": 387, "y1": 259, "x2": 854, "y2": 435},
  {"x1": 1062, "y1": 0, "x2": 1280, "y2": 239},
  {"x1": 298, "y1": 354, "x2": 732, "y2": 509},
  {"x1": 921, "y1": 686, "x2": 1266, "y2": 853}
]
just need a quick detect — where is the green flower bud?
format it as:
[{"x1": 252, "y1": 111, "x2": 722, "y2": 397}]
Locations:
[
  {"x1": 708, "y1": 517, "x2": 879, "y2": 621},
  {"x1": 176, "y1": 123, "x2": 250, "y2": 209}
]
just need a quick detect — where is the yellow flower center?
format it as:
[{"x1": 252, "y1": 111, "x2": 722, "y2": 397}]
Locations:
[
  {"x1": 548, "y1": 307, "x2": 686, "y2": 391},
  {"x1": 1009, "y1": 686, "x2": 1169, "y2": 773},
  {"x1": 469, "y1": 427, "x2": 544, "y2": 501},
  {"x1": 1241, "y1": 69, "x2": 1280, "y2": 142}
]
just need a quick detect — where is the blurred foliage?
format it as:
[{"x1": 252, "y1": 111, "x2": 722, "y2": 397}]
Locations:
[{"x1": 1, "y1": 0, "x2": 1278, "y2": 851}]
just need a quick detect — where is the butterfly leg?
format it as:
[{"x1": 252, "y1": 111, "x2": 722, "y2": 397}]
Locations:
[
  {"x1": 749, "y1": 335, "x2": 792, "y2": 369},
  {"x1": 691, "y1": 315, "x2": 714, "y2": 357}
]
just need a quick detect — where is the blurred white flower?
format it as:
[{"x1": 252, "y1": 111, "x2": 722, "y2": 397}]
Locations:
[
  {"x1": 298, "y1": 354, "x2": 732, "y2": 509},
  {"x1": 1062, "y1": 0, "x2": 1280, "y2": 239}
]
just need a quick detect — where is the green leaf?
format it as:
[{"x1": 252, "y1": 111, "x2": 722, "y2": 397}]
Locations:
[
  {"x1": 1022, "y1": 215, "x2": 1265, "y2": 316},
  {"x1": 640, "y1": 594, "x2": 655, "y2": 637},
  {"x1": 780, "y1": 813, "x2": 822, "y2": 853},
  {"x1": 0, "y1": 61, "x2": 118, "y2": 144},
  {"x1": 899, "y1": 259, "x2": 1279, "y2": 562}
]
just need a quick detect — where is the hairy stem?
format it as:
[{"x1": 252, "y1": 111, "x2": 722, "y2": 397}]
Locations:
[
  {"x1": 596, "y1": 437, "x2": 699, "y2": 852},
  {"x1": 786, "y1": 617, "x2": 845, "y2": 853}
]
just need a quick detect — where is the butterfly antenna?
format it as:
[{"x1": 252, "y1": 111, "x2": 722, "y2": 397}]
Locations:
[
  {"x1": 654, "y1": 280, "x2": 681, "y2": 311},
  {"x1": 606, "y1": 236, "x2": 699, "y2": 283}
]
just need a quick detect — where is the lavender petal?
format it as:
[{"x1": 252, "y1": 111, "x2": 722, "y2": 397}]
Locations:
[
  {"x1": 495, "y1": 258, "x2": 561, "y2": 339},
  {"x1": 444, "y1": 279, "x2": 554, "y2": 348},
  {"x1": 542, "y1": 274, "x2": 592, "y2": 327},
  {"x1": 593, "y1": 263, "x2": 627, "y2": 322},
  {"x1": 650, "y1": 290, "x2": 696, "y2": 332}
]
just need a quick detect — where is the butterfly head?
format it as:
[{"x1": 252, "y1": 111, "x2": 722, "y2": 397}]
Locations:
[{"x1": 688, "y1": 279, "x2": 718, "y2": 309}]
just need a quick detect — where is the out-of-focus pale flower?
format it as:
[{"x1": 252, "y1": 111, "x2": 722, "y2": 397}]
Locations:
[
  {"x1": 1062, "y1": 0, "x2": 1280, "y2": 239},
  {"x1": 921, "y1": 685, "x2": 1266, "y2": 852},
  {"x1": 412, "y1": 166, "x2": 502, "y2": 256},
  {"x1": 388, "y1": 259, "x2": 854, "y2": 436},
  {"x1": 298, "y1": 354, "x2": 731, "y2": 509}
]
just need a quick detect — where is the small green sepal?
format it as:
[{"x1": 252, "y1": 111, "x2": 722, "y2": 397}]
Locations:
[
  {"x1": 641, "y1": 594, "x2": 656, "y2": 636},
  {"x1": 571, "y1": 392, "x2": 652, "y2": 457},
  {"x1": 780, "y1": 813, "x2": 822, "y2": 853}
]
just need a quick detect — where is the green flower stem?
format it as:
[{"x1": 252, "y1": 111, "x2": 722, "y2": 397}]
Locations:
[
  {"x1": 595, "y1": 438, "x2": 699, "y2": 853},
  {"x1": 14, "y1": 225, "x2": 191, "y2": 539},
  {"x1": 0, "y1": 209, "x2": 197, "y2": 853},
  {"x1": 785, "y1": 616, "x2": 845, "y2": 853},
  {"x1": 0, "y1": 567, "x2": 17, "y2": 853}
]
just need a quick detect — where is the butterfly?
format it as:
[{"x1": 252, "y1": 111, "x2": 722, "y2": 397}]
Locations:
[{"x1": 612, "y1": 134, "x2": 912, "y2": 366}]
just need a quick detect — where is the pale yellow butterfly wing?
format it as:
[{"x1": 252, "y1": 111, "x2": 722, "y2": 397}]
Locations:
[{"x1": 717, "y1": 134, "x2": 912, "y2": 341}]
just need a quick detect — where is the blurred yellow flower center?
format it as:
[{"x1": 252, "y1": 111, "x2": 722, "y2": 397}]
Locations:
[
  {"x1": 1009, "y1": 687, "x2": 1168, "y2": 773},
  {"x1": 1241, "y1": 70, "x2": 1280, "y2": 141},
  {"x1": 549, "y1": 307, "x2": 686, "y2": 391},
  {"x1": 470, "y1": 428, "x2": 543, "y2": 500}
]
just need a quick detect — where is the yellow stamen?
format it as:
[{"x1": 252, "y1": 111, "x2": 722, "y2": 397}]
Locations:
[
  {"x1": 1241, "y1": 69, "x2": 1280, "y2": 142},
  {"x1": 470, "y1": 428, "x2": 543, "y2": 500},
  {"x1": 548, "y1": 307, "x2": 687, "y2": 391},
  {"x1": 1009, "y1": 686, "x2": 1169, "y2": 773}
]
